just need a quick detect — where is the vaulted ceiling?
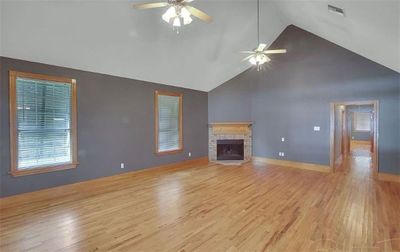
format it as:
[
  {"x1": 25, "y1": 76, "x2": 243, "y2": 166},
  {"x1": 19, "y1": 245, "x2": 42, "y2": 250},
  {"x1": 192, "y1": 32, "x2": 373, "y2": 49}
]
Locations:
[{"x1": 0, "y1": 0, "x2": 399, "y2": 92}]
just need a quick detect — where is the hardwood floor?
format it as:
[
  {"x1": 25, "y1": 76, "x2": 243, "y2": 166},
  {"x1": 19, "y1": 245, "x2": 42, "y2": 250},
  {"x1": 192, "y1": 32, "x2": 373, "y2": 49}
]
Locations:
[
  {"x1": 1, "y1": 156, "x2": 399, "y2": 251},
  {"x1": 350, "y1": 140, "x2": 372, "y2": 157}
]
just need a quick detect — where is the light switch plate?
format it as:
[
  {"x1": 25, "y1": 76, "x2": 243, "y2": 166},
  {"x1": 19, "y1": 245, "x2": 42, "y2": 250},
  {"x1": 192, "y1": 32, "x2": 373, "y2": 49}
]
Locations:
[{"x1": 313, "y1": 126, "x2": 321, "y2": 131}]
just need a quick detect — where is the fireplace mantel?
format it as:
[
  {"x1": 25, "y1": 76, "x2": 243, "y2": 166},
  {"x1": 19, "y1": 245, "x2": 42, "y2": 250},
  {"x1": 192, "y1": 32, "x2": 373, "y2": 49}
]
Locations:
[{"x1": 209, "y1": 122, "x2": 252, "y2": 135}]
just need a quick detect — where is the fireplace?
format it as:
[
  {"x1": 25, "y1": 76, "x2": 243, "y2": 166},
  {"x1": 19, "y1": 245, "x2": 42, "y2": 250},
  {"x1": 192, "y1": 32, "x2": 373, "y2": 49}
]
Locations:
[
  {"x1": 208, "y1": 122, "x2": 252, "y2": 162},
  {"x1": 217, "y1": 140, "x2": 244, "y2": 160}
]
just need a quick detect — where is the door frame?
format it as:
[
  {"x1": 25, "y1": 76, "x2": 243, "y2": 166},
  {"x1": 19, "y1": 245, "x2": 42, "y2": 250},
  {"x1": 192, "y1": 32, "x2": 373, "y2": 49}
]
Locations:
[
  {"x1": 340, "y1": 109, "x2": 346, "y2": 157},
  {"x1": 329, "y1": 100, "x2": 379, "y2": 175}
]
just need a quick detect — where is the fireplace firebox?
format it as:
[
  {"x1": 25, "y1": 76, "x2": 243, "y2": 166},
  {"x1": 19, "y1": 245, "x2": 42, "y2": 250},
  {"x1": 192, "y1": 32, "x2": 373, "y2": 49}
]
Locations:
[{"x1": 217, "y1": 139, "x2": 244, "y2": 160}]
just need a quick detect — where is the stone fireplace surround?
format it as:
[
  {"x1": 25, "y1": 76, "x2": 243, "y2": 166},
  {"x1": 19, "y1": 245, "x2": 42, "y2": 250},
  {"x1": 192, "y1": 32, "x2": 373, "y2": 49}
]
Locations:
[{"x1": 208, "y1": 122, "x2": 252, "y2": 162}]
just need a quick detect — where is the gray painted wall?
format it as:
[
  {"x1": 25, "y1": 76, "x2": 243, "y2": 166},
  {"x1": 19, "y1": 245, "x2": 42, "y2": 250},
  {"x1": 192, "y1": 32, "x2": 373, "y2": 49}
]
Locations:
[
  {"x1": 208, "y1": 69, "x2": 255, "y2": 123},
  {"x1": 208, "y1": 25, "x2": 400, "y2": 174},
  {"x1": 0, "y1": 57, "x2": 208, "y2": 197}
]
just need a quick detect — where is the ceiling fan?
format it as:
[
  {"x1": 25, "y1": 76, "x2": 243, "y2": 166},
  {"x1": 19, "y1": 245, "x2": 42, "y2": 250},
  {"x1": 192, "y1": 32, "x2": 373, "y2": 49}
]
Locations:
[
  {"x1": 241, "y1": 0, "x2": 286, "y2": 70},
  {"x1": 133, "y1": 0, "x2": 212, "y2": 31}
]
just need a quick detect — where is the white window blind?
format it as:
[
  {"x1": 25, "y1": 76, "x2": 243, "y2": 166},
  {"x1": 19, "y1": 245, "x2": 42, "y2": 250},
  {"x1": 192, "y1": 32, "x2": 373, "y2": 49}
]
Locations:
[
  {"x1": 16, "y1": 77, "x2": 72, "y2": 170},
  {"x1": 354, "y1": 112, "x2": 371, "y2": 131},
  {"x1": 157, "y1": 94, "x2": 181, "y2": 152}
]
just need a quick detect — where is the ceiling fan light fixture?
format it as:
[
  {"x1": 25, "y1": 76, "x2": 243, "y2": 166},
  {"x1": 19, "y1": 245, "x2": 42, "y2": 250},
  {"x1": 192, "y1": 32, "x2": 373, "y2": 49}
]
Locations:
[
  {"x1": 183, "y1": 15, "x2": 193, "y2": 25},
  {"x1": 162, "y1": 13, "x2": 170, "y2": 23},
  {"x1": 180, "y1": 7, "x2": 191, "y2": 18},
  {"x1": 249, "y1": 53, "x2": 268, "y2": 65},
  {"x1": 241, "y1": 0, "x2": 286, "y2": 70},
  {"x1": 162, "y1": 5, "x2": 192, "y2": 28},
  {"x1": 173, "y1": 17, "x2": 181, "y2": 27},
  {"x1": 134, "y1": 0, "x2": 212, "y2": 30},
  {"x1": 162, "y1": 6, "x2": 177, "y2": 23},
  {"x1": 249, "y1": 57, "x2": 257, "y2": 65}
]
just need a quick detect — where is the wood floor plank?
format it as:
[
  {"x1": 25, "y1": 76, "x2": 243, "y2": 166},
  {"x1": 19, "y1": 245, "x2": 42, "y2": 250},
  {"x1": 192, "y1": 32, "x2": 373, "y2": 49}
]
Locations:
[{"x1": 0, "y1": 154, "x2": 399, "y2": 251}]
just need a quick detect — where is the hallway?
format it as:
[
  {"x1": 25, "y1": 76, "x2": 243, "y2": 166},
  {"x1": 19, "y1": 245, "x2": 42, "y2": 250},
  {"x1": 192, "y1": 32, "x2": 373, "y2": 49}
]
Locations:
[{"x1": 346, "y1": 140, "x2": 374, "y2": 178}]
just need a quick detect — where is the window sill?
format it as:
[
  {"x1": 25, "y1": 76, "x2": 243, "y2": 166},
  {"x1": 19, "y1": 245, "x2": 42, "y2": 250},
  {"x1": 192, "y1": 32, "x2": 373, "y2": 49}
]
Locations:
[
  {"x1": 156, "y1": 149, "x2": 183, "y2": 156},
  {"x1": 10, "y1": 163, "x2": 78, "y2": 177}
]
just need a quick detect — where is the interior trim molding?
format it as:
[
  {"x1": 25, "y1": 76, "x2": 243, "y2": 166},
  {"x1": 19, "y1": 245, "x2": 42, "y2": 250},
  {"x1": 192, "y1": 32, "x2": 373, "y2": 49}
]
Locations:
[
  {"x1": 335, "y1": 154, "x2": 343, "y2": 167},
  {"x1": 253, "y1": 156, "x2": 331, "y2": 173},
  {"x1": 378, "y1": 172, "x2": 400, "y2": 183},
  {"x1": 154, "y1": 90, "x2": 183, "y2": 155},
  {"x1": 9, "y1": 70, "x2": 78, "y2": 177},
  {"x1": 329, "y1": 100, "x2": 379, "y2": 175},
  {"x1": 0, "y1": 157, "x2": 209, "y2": 200}
]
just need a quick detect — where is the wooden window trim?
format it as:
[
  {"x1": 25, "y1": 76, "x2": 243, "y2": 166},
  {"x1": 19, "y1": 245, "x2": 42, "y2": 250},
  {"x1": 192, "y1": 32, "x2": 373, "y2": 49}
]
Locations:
[
  {"x1": 9, "y1": 71, "x2": 78, "y2": 177},
  {"x1": 154, "y1": 90, "x2": 183, "y2": 155}
]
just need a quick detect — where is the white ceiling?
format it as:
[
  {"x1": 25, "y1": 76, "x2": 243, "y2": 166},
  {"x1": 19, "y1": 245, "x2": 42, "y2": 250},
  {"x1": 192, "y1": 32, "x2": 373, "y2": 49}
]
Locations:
[
  {"x1": 274, "y1": 0, "x2": 400, "y2": 76},
  {"x1": 0, "y1": 0, "x2": 399, "y2": 92}
]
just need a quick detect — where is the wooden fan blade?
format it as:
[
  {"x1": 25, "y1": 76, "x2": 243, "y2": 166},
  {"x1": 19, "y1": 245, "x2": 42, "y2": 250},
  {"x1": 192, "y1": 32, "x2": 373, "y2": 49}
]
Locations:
[
  {"x1": 263, "y1": 49, "x2": 287, "y2": 54},
  {"x1": 240, "y1": 51, "x2": 256, "y2": 54},
  {"x1": 133, "y1": 2, "x2": 168, "y2": 10},
  {"x1": 242, "y1": 55, "x2": 254, "y2": 62},
  {"x1": 186, "y1": 6, "x2": 213, "y2": 23}
]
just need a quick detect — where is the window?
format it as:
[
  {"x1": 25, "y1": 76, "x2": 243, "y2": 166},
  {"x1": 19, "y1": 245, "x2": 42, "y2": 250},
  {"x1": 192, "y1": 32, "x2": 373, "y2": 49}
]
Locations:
[
  {"x1": 353, "y1": 112, "x2": 371, "y2": 132},
  {"x1": 155, "y1": 90, "x2": 183, "y2": 154},
  {"x1": 9, "y1": 71, "x2": 78, "y2": 176}
]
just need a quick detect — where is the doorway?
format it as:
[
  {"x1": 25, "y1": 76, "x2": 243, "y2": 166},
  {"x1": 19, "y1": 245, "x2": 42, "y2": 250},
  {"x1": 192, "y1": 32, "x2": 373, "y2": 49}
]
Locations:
[{"x1": 330, "y1": 101, "x2": 379, "y2": 175}]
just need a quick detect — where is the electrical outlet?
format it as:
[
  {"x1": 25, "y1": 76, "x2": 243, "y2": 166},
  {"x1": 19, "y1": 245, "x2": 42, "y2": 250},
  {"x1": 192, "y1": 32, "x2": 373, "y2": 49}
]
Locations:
[
  {"x1": 120, "y1": 163, "x2": 125, "y2": 169},
  {"x1": 313, "y1": 126, "x2": 321, "y2": 131},
  {"x1": 281, "y1": 152, "x2": 285, "y2": 157},
  {"x1": 188, "y1": 152, "x2": 192, "y2": 157},
  {"x1": 281, "y1": 137, "x2": 285, "y2": 142}
]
